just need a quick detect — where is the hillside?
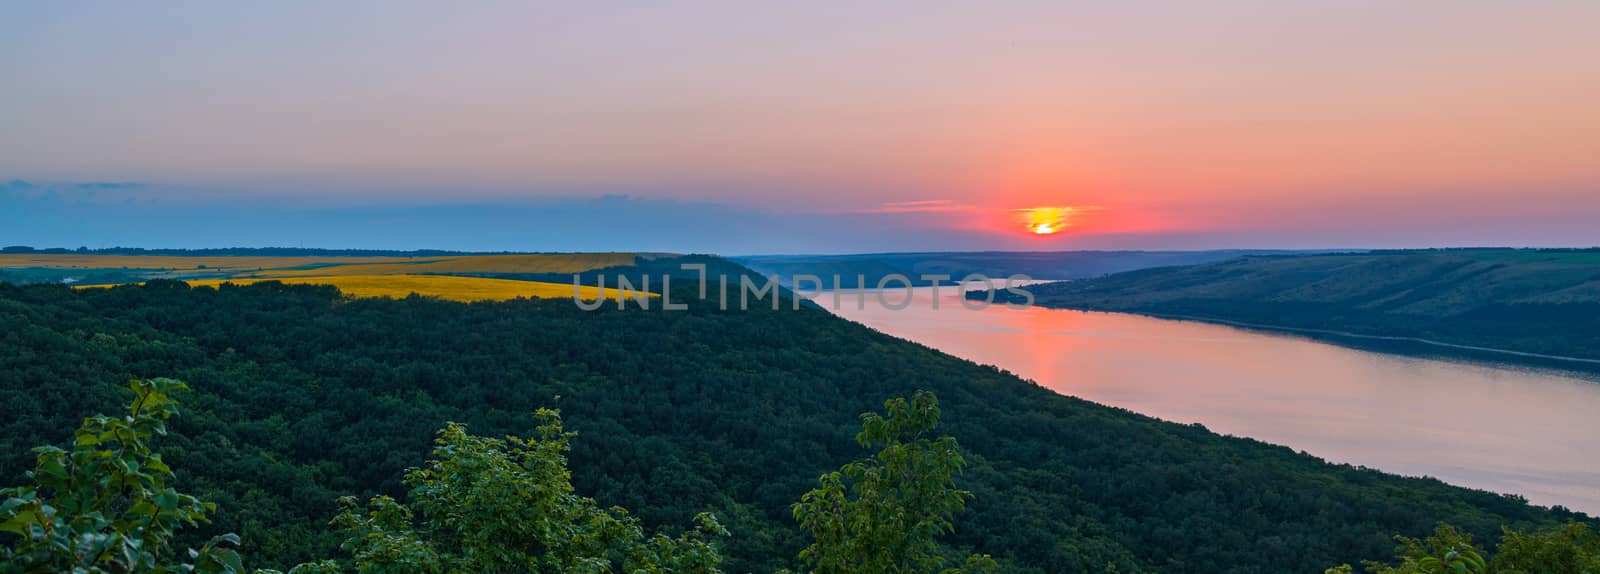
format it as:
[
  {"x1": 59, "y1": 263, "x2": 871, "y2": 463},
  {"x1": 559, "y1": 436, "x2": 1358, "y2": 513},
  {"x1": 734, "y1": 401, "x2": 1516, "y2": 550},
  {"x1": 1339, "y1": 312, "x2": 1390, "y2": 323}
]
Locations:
[
  {"x1": 1006, "y1": 249, "x2": 1600, "y2": 363},
  {"x1": 0, "y1": 274, "x2": 1587, "y2": 573},
  {"x1": 735, "y1": 250, "x2": 1311, "y2": 287}
]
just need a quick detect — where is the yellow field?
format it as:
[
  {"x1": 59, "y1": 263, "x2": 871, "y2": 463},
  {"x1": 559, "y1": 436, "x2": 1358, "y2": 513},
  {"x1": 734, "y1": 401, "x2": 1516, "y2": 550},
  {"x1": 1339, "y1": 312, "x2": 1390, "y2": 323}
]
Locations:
[
  {"x1": 242, "y1": 253, "x2": 637, "y2": 277},
  {"x1": 16, "y1": 253, "x2": 661, "y2": 302},
  {"x1": 0, "y1": 253, "x2": 637, "y2": 277},
  {"x1": 182, "y1": 274, "x2": 651, "y2": 302},
  {"x1": 0, "y1": 254, "x2": 397, "y2": 273}
]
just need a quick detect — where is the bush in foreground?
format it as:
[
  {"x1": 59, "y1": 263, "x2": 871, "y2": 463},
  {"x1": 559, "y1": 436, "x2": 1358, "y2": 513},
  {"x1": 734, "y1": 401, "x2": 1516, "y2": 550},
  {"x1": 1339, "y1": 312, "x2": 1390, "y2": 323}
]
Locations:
[
  {"x1": 2, "y1": 380, "x2": 990, "y2": 573},
  {"x1": 1327, "y1": 521, "x2": 1600, "y2": 573}
]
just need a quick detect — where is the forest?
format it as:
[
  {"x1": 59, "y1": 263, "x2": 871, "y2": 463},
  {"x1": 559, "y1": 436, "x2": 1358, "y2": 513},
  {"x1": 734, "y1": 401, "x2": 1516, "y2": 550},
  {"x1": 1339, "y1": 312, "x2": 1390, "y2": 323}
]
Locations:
[{"x1": 0, "y1": 279, "x2": 1592, "y2": 573}]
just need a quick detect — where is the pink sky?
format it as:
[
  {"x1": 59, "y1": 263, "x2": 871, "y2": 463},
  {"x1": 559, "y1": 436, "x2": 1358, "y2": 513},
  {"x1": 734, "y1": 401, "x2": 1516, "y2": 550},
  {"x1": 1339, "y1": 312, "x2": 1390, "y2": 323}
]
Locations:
[{"x1": 2, "y1": 2, "x2": 1597, "y2": 250}]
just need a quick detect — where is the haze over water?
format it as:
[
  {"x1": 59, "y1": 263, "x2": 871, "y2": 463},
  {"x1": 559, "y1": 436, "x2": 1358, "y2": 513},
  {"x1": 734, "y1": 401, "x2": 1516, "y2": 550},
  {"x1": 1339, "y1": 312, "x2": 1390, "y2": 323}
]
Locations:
[{"x1": 826, "y1": 286, "x2": 1600, "y2": 514}]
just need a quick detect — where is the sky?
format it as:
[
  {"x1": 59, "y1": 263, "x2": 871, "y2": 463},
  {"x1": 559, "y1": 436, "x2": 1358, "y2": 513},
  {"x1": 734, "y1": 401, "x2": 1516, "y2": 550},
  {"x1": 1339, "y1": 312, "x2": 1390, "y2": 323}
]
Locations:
[{"x1": 2, "y1": 1, "x2": 1597, "y2": 254}]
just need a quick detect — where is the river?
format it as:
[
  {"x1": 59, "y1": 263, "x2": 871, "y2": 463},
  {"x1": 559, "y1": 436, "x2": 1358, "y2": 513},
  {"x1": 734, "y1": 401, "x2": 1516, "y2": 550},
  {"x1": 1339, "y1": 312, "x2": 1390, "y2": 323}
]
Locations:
[{"x1": 821, "y1": 285, "x2": 1600, "y2": 514}]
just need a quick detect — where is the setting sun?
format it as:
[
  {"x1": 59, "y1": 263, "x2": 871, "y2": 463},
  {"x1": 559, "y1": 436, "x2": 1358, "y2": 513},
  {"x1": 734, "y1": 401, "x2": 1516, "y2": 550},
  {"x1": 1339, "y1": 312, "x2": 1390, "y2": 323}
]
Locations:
[{"x1": 1019, "y1": 206, "x2": 1076, "y2": 237}]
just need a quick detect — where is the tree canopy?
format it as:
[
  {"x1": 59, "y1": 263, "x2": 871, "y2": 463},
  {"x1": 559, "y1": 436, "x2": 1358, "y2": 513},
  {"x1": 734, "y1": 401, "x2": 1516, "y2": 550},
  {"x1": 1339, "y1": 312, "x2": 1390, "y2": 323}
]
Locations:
[
  {"x1": 0, "y1": 378, "x2": 246, "y2": 573},
  {"x1": 792, "y1": 392, "x2": 992, "y2": 574},
  {"x1": 1327, "y1": 521, "x2": 1600, "y2": 574},
  {"x1": 0, "y1": 281, "x2": 1589, "y2": 572}
]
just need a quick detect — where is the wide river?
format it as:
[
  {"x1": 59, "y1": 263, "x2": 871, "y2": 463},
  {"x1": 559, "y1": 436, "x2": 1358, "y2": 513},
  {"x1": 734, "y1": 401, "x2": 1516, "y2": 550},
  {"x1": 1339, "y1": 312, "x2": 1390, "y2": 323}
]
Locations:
[{"x1": 821, "y1": 286, "x2": 1600, "y2": 514}]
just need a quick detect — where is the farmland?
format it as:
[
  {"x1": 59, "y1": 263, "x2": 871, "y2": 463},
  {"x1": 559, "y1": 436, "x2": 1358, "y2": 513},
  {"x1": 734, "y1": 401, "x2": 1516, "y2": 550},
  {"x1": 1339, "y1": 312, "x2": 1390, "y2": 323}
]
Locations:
[
  {"x1": 234, "y1": 253, "x2": 644, "y2": 277},
  {"x1": 182, "y1": 274, "x2": 645, "y2": 302},
  {"x1": 5, "y1": 251, "x2": 650, "y2": 302}
]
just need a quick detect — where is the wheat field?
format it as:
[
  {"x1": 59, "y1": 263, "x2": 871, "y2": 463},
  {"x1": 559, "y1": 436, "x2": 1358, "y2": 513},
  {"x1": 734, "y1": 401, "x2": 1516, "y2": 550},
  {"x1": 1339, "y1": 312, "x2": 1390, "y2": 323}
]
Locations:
[
  {"x1": 180, "y1": 274, "x2": 649, "y2": 302},
  {"x1": 14, "y1": 253, "x2": 660, "y2": 301},
  {"x1": 242, "y1": 253, "x2": 637, "y2": 277}
]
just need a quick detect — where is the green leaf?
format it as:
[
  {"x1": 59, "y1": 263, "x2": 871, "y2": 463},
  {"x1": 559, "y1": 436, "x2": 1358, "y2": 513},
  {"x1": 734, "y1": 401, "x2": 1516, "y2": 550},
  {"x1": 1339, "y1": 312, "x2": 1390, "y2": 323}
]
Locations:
[{"x1": 0, "y1": 509, "x2": 40, "y2": 535}]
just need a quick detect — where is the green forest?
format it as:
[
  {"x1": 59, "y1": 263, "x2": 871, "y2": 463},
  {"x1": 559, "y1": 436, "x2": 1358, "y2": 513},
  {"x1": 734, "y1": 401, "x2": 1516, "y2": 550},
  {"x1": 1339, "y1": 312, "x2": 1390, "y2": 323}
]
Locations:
[
  {"x1": 3, "y1": 379, "x2": 1001, "y2": 573},
  {"x1": 1, "y1": 279, "x2": 1593, "y2": 572}
]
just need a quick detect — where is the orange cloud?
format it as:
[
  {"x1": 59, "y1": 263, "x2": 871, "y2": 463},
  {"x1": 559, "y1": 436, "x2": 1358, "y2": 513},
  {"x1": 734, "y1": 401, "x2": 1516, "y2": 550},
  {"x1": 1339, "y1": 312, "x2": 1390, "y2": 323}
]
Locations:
[{"x1": 861, "y1": 200, "x2": 1109, "y2": 238}]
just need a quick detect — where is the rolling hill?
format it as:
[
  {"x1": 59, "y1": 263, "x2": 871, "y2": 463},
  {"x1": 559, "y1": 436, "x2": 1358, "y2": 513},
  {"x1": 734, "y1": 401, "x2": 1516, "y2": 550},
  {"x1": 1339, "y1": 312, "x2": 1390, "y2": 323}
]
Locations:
[
  {"x1": 1006, "y1": 249, "x2": 1600, "y2": 364},
  {"x1": 734, "y1": 250, "x2": 1314, "y2": 287}
]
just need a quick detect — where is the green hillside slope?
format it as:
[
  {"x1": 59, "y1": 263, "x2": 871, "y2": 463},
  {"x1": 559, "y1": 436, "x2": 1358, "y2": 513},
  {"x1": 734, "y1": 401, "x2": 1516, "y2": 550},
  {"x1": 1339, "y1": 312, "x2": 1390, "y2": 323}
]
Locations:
[
  {"x1": 1009, "y1": 249, "x2": 1600, "y2": 363},
  {"x1": 735, "y1": 250, "x2": 1309, "y2": 287},
  {"x1": 0, "y1": 278, "x2": 1587, "y2": 573}
]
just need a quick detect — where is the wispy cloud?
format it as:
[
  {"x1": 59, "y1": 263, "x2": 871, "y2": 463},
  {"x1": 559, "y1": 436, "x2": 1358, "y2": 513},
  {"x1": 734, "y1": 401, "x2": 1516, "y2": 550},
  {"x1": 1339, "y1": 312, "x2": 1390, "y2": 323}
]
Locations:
[
  {"x1": 3, "y1": 179, "x2": 150, "y2": 197},
  {"x1": 861, "y1": 199, "x2": 978, "y2": 214},
  {"x1": 75, "y1": 182, "x2": 145, "y2": 190}
]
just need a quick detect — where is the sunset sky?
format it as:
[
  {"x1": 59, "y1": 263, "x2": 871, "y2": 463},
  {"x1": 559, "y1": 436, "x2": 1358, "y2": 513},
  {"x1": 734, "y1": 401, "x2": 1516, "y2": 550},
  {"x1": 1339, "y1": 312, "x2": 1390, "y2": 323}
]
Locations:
[{"x1": 3, "y1": 1, "x2": 1597, "y2": 253}]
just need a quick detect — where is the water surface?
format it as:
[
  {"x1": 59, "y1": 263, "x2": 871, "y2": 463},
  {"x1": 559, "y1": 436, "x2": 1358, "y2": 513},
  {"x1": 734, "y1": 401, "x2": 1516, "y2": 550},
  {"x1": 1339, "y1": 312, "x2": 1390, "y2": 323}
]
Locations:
[{"x1": 824, "y1": 286, "x2": 1600, "y2": 514}]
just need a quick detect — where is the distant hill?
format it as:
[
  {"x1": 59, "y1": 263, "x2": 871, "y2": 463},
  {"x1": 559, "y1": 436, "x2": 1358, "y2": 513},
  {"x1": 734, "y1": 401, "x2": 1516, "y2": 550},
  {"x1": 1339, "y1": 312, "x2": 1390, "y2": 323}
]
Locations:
[
  {"x1": 735, "y1": 250, "x2": 1317, "y2": 287},
  {"x1": 1005, "y1": 248, "x2": 1600, "y2": 364}
]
